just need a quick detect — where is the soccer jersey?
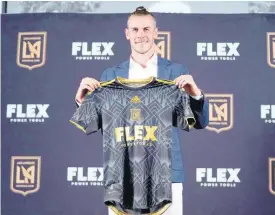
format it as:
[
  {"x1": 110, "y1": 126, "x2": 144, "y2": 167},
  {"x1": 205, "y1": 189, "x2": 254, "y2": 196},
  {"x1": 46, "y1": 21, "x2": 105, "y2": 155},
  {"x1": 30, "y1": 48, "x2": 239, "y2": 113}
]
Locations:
[{"x1": 70, "y1": 76, "x2": 195, "y2": 215}]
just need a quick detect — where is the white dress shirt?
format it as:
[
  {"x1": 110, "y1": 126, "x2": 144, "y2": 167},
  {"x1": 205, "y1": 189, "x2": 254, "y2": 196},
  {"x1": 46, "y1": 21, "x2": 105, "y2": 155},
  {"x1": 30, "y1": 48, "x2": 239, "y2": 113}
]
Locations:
[
  {"x1": 128, "y1": 53, "x2": 202, "y2": 100},
  {"x1": 76, "y1": 53, "x2": 202, "y2": 106},
  {"x1": 128, "y1": 53, "x2": 158, "y2": 79}
]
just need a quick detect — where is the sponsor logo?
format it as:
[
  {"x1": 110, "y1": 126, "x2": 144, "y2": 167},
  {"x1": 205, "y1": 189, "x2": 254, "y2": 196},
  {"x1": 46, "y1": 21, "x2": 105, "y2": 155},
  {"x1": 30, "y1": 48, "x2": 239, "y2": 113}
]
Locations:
[
  {"x1": 72, "y1": 42, "x2": 114, "y2": 60},
  {"x1": 196, "y1": 168, "x2": 241, "y2": 188},
  {"x1": 155, "y1": 31, "x2": 171, "y2": 60},
  {"x1": 17, "y1": 32, "x2": 47, "y2": 70},
  {"x1": 261, "y1": 105, "x2": 275, "y2": 124},
  {"x1": 197, "y1": 42, "x2": 240, "y2": 61},
  {"x1": 205, "y1": 94, "x2": 234, "y2": 133},
  {"x1": 130, "y1": 108, "x2": 142, "y2": 121},
  {"x1": 115, "y1": 125, "x2": 157, "y2": 147},
  {"x1": 67, "y1": 167, "x2": 103, "y2": 186},
  {"x1": 10, "y1": 156, "x2": 41, "y2": 196},
  {"x1": 6, "y1": 104, "x2": 49, "y2": 123},
  {"x1": 267, "y1": 32, "x2": 275, "y2": 68},
  {"x1": 130, "y1": 96, "x2": 141, "y2": 103}
]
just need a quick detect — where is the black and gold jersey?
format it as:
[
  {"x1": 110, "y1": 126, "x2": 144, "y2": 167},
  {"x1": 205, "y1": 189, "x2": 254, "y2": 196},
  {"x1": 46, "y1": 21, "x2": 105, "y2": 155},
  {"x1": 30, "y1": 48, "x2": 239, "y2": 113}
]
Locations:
[{"x1": 70, "y1": 76, "x2": 195, "y2": 215}]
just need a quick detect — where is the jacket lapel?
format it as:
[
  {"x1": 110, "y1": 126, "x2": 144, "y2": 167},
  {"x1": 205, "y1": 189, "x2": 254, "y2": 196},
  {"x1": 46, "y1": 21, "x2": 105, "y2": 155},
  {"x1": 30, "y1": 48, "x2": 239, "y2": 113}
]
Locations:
[
  {"x1": 115, "y1": 60, "x2": 129, "y2": 78},
  {"x1": 157, "y1": 56, "x2": 171, "y2": 80},
  {"x1": 114, "y1": 56, "x2": 172, "y2": 80}
]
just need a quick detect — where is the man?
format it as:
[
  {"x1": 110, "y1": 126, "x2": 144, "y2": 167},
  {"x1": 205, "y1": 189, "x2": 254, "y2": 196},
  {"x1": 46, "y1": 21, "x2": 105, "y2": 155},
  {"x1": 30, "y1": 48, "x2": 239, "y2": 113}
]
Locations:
[{"x1": 75, "y1": 6, "x2": 209, "y2": 215}]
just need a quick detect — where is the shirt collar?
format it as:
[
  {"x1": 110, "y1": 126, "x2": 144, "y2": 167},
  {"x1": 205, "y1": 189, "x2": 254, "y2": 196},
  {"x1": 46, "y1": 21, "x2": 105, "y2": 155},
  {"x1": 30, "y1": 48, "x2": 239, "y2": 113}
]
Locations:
[{"x1": 130, "y1": 52, "x2": 158, "y2": 69}]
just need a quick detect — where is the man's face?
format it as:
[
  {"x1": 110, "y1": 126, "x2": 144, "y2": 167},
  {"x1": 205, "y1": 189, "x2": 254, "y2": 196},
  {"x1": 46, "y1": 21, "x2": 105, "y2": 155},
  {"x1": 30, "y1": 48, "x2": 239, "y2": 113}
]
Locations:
[{"x1": 125, "y1": 15, "x2": 158, "y2": 54}]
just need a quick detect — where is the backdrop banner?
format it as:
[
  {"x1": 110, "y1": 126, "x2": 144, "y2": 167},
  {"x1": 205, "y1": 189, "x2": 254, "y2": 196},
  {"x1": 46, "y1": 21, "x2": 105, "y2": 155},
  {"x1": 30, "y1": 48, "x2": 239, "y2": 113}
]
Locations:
[{"x1": 1, "y1": 13, "x2": 275, "y2": 215}]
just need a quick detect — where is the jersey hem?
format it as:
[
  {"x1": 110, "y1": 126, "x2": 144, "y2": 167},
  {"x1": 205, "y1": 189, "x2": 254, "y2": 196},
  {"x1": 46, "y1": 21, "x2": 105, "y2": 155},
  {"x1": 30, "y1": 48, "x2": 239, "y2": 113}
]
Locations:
[{"x1": 107, "y1": 202, "x2": 172, "y2": 215}]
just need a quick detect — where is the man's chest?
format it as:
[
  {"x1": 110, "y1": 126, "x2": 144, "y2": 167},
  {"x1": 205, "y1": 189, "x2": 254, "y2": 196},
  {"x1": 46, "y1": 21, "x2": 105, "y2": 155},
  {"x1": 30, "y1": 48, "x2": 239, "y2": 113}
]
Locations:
[{"x1": 128, "y1": 64, "x2": 158, "y2": 79}]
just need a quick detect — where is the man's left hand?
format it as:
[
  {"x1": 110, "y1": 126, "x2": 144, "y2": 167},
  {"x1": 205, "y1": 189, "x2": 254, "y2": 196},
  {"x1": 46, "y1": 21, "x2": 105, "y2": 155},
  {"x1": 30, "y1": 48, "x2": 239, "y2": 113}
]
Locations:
[{"x1": 174, "y1": 75, "x2": 202, "y2": 97}]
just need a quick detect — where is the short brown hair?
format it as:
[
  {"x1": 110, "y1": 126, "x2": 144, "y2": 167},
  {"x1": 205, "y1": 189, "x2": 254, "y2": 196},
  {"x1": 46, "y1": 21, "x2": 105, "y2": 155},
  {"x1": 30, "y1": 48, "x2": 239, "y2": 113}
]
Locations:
[{"x1": 128, "y1": 6, "x2": 156, "y2": 27}]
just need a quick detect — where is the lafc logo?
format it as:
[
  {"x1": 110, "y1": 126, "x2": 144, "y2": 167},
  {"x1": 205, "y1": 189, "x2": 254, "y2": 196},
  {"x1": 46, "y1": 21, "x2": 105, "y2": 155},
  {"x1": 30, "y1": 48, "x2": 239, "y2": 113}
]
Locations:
[
  {"x1": 17, "y1": 32, "x2": 47, "y2": 70},
  {"x1": 269, "y1": 158, "x2": 275, "y2": 195},
  {"x1": 130, "y1": 108, "x2": 142, "y2": 121},
  {"x1": 206, "y1": 94, "x2": 234, "y2": 133},
  {"x1": 155, "y1": 31, "x2": 171, "y2": 60},
  {"x1": 267, "y1": 32, "x2": 275, "y2": 68},
  {"x1": 10, "y1": 156, "x2": 41, "y2": 196}
]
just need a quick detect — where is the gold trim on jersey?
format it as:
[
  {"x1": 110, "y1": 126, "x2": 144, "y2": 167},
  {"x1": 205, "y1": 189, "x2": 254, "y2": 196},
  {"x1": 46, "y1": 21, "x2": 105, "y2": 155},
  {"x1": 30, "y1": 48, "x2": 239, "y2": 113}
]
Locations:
[
  {"x1": 69, "y1": 120, "x2": 86, "y2": 134},
  {"x1": 117, "y1": 76, "x2": 154, "y2": 85},
  {"x1": 151, "y1": 203, "x2": 171, "y2": 215},
  {"x1": 109, "y1": 206, "x2": 127, "y2": 215},
  {"x1": 101, "y1": 79, "x2": 116, "y2": 87},
  {"x1": 155, "y1": 78, "x2": 175, "y2": 85},
  {"x1": 87, "y1": 79, "x2": 116, "y2": 96},
  {"x1": 108, "y1": 203, "x2": 171, "y2": 215},
  {"x1": 156, "y1": 78, "x2": 186, "y2": 91}
]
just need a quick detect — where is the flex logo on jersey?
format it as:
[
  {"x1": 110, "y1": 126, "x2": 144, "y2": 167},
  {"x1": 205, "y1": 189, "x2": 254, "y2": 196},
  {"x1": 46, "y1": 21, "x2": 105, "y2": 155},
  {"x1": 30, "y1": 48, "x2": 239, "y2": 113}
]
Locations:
[
  {"x1": 10, "y1": 156, "x2": 41, "y2": 196},
  {"x1": 115, "y1": 126, "x2": 157, "y2": 145},
  {"x1": 155, "y1": 31, "x2": 171, "y2": 60},
  {"x1": 205, "y1": 94, "x2": 234, "y2": 133},
  {"x1": 269, "y1": 158, "x2": 275, "y2": 195},
  {"x1": 267, "y1": 32, "x2": 275, "y2": 68},
  {"x1": 17, "y1": 32, "x2": 47, "y2": 70}
]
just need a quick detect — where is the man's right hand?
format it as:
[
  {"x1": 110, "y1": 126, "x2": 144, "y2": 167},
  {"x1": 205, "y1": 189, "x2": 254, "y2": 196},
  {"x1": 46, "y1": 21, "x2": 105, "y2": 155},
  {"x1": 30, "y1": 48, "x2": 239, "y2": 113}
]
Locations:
[{"x1": 75, "y1": 77, "x2": 101, "y2": 104}]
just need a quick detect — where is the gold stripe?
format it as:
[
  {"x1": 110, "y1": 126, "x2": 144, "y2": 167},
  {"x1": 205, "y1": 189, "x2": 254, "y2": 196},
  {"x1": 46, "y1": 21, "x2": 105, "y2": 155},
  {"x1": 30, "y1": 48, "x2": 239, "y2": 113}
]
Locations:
[
  {"x1": 117, "y1": 76, "x2": 154, "y2": 84},
  {"x1": 109, "y1": 206, "x2": 128, "y2": 215},
  {"x1": 101, "y1": 79, "x2": 115, "y2": 86},
  {"x1": 150, "y1": 203, "x2": 171, "y2": 215},
  {"x1": 156, "y1": 78, "x2": 175, "y2": 85},
  {"x1": 86, "y1": 79, "x2": 116, "y2": 96},
  {"x1": 156, "y1": 78, "x2": 186, "y2": 92},
  {"x1": 69, "y1": 120, "x2": 86, "y2": 134}
]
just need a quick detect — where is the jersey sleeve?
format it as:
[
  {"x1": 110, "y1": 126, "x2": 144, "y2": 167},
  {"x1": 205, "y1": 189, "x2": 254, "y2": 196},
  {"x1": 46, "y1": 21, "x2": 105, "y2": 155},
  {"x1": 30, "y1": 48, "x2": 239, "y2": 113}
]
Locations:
[
  {"x1": 173, "y1": 89, "x2": 196, "y2": 131},
  {"x1": 69, "y1": 92, "x2": 102, "y2": 135}
]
